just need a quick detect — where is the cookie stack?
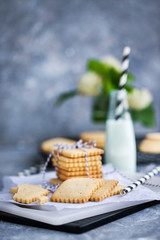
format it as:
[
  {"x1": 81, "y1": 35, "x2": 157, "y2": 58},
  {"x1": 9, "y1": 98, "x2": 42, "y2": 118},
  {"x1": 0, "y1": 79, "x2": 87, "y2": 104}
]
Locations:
[{"x1": 52, "y1": 147, "x2": 104, "y2": 180}]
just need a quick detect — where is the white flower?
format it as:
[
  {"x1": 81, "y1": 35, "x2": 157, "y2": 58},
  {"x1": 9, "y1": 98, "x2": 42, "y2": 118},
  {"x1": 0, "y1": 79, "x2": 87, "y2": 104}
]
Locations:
[
  {"x1": 128, "y1": 88, "x2": 153, "y2": 110},
  {"x1": 78, "y1": 71, "x2": 103, "y2": 96},
  {"x1": 101, "y1": 55, "x2": 121, "y2": 70}
]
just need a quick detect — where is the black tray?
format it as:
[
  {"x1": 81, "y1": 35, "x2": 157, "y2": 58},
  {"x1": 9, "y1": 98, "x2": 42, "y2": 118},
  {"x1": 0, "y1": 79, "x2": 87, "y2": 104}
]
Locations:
[{"x1": 0, "y1": 200, "x2": 159, "y2": 234}]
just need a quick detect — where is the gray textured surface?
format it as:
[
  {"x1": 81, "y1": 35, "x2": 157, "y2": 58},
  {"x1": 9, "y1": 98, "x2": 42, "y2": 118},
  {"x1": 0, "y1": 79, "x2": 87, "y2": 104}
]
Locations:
[
  {"x1": 0, "y1": 0, "x2": 160, "y2": 146},
  {"x1": 0, "y1": 147, "x2": 160, "y2": 239},
  {"x1": 0, "y1": 205, "x2": 160, "y2": 240}
]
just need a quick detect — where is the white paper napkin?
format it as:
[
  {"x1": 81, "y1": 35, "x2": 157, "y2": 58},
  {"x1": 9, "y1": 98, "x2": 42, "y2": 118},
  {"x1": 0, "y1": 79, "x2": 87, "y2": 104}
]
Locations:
[{"x1": 0, "y1": 164, "x2": 160, "y2": 211}]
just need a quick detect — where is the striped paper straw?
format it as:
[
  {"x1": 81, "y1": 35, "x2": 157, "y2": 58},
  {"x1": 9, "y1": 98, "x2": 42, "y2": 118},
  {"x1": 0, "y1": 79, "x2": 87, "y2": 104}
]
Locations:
[
  {"x1": 115, "y1": 46, "x2": 131, "y2": 120},
  {"x1": 120, "y1": 166, "x2": 160, "y2": 196}
]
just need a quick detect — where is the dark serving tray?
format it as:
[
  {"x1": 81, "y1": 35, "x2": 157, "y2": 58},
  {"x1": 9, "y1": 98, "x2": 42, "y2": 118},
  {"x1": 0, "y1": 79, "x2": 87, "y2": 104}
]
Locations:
[{"x1": 0, "y1": 200, "x2": 159, "y2": 234}]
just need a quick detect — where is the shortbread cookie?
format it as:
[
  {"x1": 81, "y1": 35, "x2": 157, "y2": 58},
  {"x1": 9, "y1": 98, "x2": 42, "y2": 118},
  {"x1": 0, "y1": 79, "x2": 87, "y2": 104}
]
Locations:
[
  {"x1": 50, "y1": 178, "x2": 103, "y2": 203},
  {"x1": 50, "y1": 178, "x2": 63, "y2": 185},
  {"x1": 13, "y1": 184, "x2": 50, "y2": 204},
  {"x1": 146, "y1": 132, "x2": 160, "y2": 141},
  {"x1": 10, "y1": 187, "x2": 18, "y2": 194},
  {"x1": 56, "y1": 147, "x2": 104, "y2": 158},
  {"x1": 53, "y1": 154, "x2": 102, "y2": 163},
  {"x1": 57, "y1": 168, "x2": 103, "y2": 177},
  {"x1": 80, "y1": 131, "x2": 105, "y2": 149},
  {"x1": 41, "y1": 138, "x2": 76, "y2": 154},
  {"x1": 57, "y1": 165, "x2": 102, "y2": 172},
  {"x1": 110, "y1": 185, "x2": 126, "y2": 196},
  {"x1": 57, "y1": 173, "x2": 103, "y2": 180},
  {"x1": 139, "y1": 139, "x2": 160, "y2": 154},
  {"x1": 38, "y1": 196, "x2": 48, "y2": 205},
  {"x1": 52, "y1": 159, "x2": 102, "y2": 169},
  {"x1": 90, "y1": 179, "x2": 119, "y2": 201}
]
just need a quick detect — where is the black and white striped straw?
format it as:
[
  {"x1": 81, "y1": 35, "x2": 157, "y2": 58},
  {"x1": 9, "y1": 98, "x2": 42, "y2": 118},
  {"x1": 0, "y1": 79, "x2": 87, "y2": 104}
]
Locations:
[
  {"x1": 120, "y1": 166, "x2": 160, "y2": 196},
  {"x1": 115, "y1": 46, "x2": 131, "y2": 120}
]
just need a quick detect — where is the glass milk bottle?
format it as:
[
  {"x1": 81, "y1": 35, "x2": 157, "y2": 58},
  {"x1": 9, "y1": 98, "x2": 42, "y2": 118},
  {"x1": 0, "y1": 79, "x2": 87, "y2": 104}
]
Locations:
[{"x1": 105, "y1": 90, "x2": 136, "y2": 173}]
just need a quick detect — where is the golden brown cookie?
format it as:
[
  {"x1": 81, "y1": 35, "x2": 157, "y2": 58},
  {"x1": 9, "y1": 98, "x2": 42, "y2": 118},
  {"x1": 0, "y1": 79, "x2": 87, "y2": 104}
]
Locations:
[
  {"x1": 80, "y1": 131, "x2": 106, "y2": 149},
  {"x1": 57, "y1": 168, "x2": 103, "y2": 177},
  {"x1": 57, "y1": 173, "x2": 103, "y2": 180},
  {"x1": 56, "y1": 147, "x2": 104, "y2": 158},
  {"x1": 109, "y1": 185, "x2": 126, "y2": 196},
  {"x1": 50, "y1": 178, "x2": 103, "y2": 203},
  {"x1": 139, "y1": 139, "x2": 160, "y2": 154},
  {"x1": 12, "y1": 184, "x2": 50, "y2": 204},
  {"x1": 38, "y1": 196, "x2": 48, "y2": 205},
  {"x1": 57, "y1": 165, "x2": 102, "y2": 172},
  {"x1": 53, "y1": 154, "x2": 102, "y2": 163},
  {"x1": 10, "y1": 187, "x2": 18, "y2": 194},
  {"x1": 90, "y1": 179, "x2": 119, "y2": 201},
  {"x1": 52, "y1": 158, "x2": 102, "y2": 169},
  {"x1": 146, "y1": 132, "x2": 160, "y2": 141},
  {"x1": 50, "y1": 178, "x2": 63, "y2": 185},
  {"x1": 41, "y1": 138, "x2": 76, "y2": 154}
]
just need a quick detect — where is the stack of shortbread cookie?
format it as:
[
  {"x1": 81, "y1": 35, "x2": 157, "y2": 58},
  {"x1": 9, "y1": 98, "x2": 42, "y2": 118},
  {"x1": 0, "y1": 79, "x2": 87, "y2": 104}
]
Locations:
[{"x1": 52, "y1": 147, "x2": 104, "y2": 180}]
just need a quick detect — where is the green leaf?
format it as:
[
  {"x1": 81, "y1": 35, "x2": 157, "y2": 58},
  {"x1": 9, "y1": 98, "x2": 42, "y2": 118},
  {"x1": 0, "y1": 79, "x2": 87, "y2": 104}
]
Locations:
[
  {"x1": 130, "y1": 103, "x2": 156, "y2": 127},
  {"x1": 87, "y1": 59, "x2": 108, "y2": 76},
  {"x1": 87, "y1": 59, "x2": 135, "y2": 96},
  {"x1": 127, "y1": 73, "x2": 135, "y2": 82},
  {"x1": 125, "y1": 83, "x2": 134, "y2": 93},
  {"x1": 87, "y1": 59, "x2": 120, "y2": 95},
  {"x1": 55, "y1": 90, "x2": 78, "y2": 106}
]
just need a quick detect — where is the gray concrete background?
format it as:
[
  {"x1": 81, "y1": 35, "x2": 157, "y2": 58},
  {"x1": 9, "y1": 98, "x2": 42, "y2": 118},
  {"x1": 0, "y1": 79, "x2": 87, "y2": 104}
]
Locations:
[{"x1": 0, "y1": 0, "x2": 160, "y2": 146}]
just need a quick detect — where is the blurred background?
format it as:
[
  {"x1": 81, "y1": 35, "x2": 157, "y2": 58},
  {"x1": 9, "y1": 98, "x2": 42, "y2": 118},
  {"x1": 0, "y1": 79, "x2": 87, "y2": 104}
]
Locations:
[{"x1": 0, "y1": 0, "x2": 160, "y2": 150}]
